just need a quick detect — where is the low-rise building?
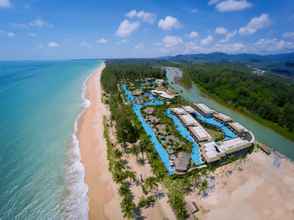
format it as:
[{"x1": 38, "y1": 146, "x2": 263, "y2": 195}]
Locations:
[
  {"x1": 182, "y1": 106, "x2": 197, "y2": 114},
  {"x1": 228, "y1": 122, "x2": 247, "y2": 134},
  {"x1": 188, "y1": 126, "x2": 212, "y2": 142},
  {"x1": 175, "y1": 152, "x2": 191, "y2": 173},
  {"x1": 151, "y1": 90, "x2": 176, "y2": 99},
  {"x1": 213, "y1": 112, "x2": 232, "y2": 123},
  {"x1": 170, "y1": 107, "x2": 187, "y2": 115},
  {"x1": 194, "y1": 103, "x2": 215, "y2": 116},
  {"x1": 178, "y1": 114, "x2": 200, "y2": 127},
  {"x1": 217, "y1": 137, "x2": 252, "y2": 154},
  {"x1": 201, "y1": 141, "x2": 225, "y2": 163},
  {"x1": 201, "y1": 137, "x2": 252, "y2": 163}
]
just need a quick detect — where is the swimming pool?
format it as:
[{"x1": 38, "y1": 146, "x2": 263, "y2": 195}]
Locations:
[
  {"x1": 192, "y1": 112, "x2": 237, "y2": 140},
  {"x1": 165, "y1": 109, "x2": 204, "y2": 166},
  {"x1": 121, "y1": 84, "x2": 174, "y2": 174}
]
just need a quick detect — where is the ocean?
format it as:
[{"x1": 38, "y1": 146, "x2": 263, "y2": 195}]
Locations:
[{"x1": 0, "y1": 60, "x2": 102, "y2": 219}]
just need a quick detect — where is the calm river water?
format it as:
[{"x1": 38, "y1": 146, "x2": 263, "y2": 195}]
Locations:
[{"x1": 166, "y1": 67, "x2": 294, "y2": 160}]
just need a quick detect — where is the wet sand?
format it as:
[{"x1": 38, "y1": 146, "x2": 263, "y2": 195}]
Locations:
[{"x1": 78, "y1": 64, "x2": 122, "y2": 220}]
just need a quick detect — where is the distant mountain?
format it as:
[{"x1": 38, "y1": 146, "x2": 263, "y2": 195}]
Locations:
[{"x1": 163, "y1": 52, "x2": 294, "y2": 78}]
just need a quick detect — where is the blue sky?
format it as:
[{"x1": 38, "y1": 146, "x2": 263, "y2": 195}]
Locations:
[{"x1": 0, "y1": 0, "x2": 294, "y2": 60}]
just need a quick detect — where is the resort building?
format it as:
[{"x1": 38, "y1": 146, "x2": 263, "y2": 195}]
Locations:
[
  {"x1": 201, "y1": 142, "x2": 225, "y2": 163},
  {"x1": 182, "y1": 106, "x2": 197, "y2": 114},
  {"x1": 170, "y1": 107, "x2": 187, "y2": 115},
  {"x1": 194, "y1": 103, "x2": 215, "y2": 116},
  {"x1": 218, "y1": 137, "x2": 252, "y2": 154},
  {"x1": 178, "y1": 114, "x2": 200, "y2": 127},
  {"x1": 175, "y1": 152, "x2": 191, "y2": 173},
  {"x1": 201, "y1": 137, "x2": 253, "y2": 163},
  {"x1": 188, "y1": 126, "x2": 212, "y2": 142},
  {"x1": 151, "y1": 90, "x2": 176, "y2": 99},
  {"x1": 228, "y1": 122, "x2": 247, "y2": 134},
  {"x1": 213, "y1": 112, "x2": 232, "y2": 123}
]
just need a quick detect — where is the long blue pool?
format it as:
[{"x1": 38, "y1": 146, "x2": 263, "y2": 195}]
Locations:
[
  {"x1": 121, "y1": 84, "x2": 174, "y2": 174},
  {"x1": 165, "y1": 109, "x2": 204, "y2": 166},
  {"x1": 192, "y1": 112, "x2": 237, "y2": 140}
]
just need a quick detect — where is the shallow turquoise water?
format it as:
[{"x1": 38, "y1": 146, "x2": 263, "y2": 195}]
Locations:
[{"x1": 0, "y1": 60, "x2": 102, "y2": 219}]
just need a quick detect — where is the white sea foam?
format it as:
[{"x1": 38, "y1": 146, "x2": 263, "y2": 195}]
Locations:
[{"x1": 63, "y1": 72, "x2": 93, "y2": 220}]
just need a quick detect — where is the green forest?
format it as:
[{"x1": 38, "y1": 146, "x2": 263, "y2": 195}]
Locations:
[{"x1": 181, "y1": 63, "x2": 294, "y2": 137}]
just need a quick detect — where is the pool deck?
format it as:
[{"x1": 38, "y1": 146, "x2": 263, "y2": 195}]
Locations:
[
  {"x1": 121, "y1": 83, "x2": 250, "y2": 175},
  {"x1": 122, "y1": 84, "x2": 174, "y2": 174}
]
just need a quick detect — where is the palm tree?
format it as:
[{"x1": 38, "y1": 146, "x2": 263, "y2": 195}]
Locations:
[{"x1": 144, "y1": 177, "x2": 159, "y2": 193}]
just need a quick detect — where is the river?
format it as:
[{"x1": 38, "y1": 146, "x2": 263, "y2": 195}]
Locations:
[{"x1": 166, "y1": 67, "x2": 294, "y2": 160}]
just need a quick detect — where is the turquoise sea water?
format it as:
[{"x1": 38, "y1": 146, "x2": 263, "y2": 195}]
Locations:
[{"x1": 0, "y1": 60, "x2": 102, "y2": 219}]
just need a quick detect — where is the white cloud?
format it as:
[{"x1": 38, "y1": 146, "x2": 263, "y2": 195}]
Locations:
[
  {"x1": 214, "y1": 42, "x2": 246, "y2": 52},
  {"x1": 0, "y1": 0, "x2": 11, "y2": 8},
  {"x1": 116, "y1": 19, "x2": 140, "y2": 37},
  {"x1": 212, "y1": 0, "x2": 252, "y2": 12},
  {"x1": 239, "y1": 14, "x2": 270, "y2": 35},
  {"x1": 215, "y1": 27, "x2": 227, "y2": 35},
  {"x1": 201, "y1": 35, "x2": 214, "y2": 45},
  {"x1": 255, "y1": 38, "x2": 294, "y2": 52},
  {"x1": 29, "y1": 18, "x2": 52, "y2": 28},
  {"x1": 97, "y1": 38, "x2": 108, "y2": 44},
  {"x1": 189, "y1": 31, "x2": 199, "y2": 38},
  {"x1": 126, "y1": 10, "x2": 156, "y2": 23},
  {"x1": 283, "y1": 32, "x2": 294, "y2": 40},
  {"x1": 215, "y1": 27, "x2": 236, "y2": 42},
  {"x1": 162, "y1": 35, "x2": 183, "y2": 48},
  {"x1": 48, "y1": 41, "x2": 60, "y2": 48},
  {"x1": 158, "y1": 16, "x2": 181, "y2": 31}
]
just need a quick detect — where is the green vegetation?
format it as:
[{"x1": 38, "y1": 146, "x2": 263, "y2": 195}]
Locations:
[
  {"x1": 103, "y1": 117, "x2": 136, "y2": 218},
  {"x1": 101, "y1": 62, "x2": 211, "y2": 219},
  {"x1": 181, "y1": 63, "x2": 294, "y2": 140},
  {"x1": 138, "y1": 195, "x2": 156, "y2": 208}
]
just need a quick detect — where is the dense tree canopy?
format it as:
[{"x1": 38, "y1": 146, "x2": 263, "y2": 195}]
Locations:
[{"x1": 183, "y1": 63, "x2": 294, "y2": 132}]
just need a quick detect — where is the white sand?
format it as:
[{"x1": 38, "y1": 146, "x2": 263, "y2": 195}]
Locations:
[{"x1": 78, "y1": 64, "x2": 123, "y2": 220}]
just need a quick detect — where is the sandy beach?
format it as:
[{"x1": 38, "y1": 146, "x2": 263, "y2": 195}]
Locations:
[
  {"x1": 190, "y1": 150, "x2": 294, "y2": 220},
  {"x1": 78, "y1": 63, "x2": 123, "y2": 220}
]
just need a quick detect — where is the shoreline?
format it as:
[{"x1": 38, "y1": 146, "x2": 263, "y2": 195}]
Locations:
[{"x1": 77, "y1": 63, "x2": 122, "y2": 220}]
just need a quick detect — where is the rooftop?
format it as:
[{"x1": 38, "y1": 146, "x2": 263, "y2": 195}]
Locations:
[
  {"x1": 170, "y1": 107, "x2": 187, "y2": 115},
  {"x1": 213, "y1": 112, "x2": 232, "y2": 122},
  {"x1": 182, "y1": 106, "x2": 197, "y2": 114},
  {"x1": 229, "y1": 122, "x2": 247, "y2": 133},
  {"x1": 175, "y1": 152, "x2": 191, "y2": 172},
  {"x1": 194, "y1": 103, "x2": 215, "y2": 115},
  {"x1": 178, "y1": 114, "x2": 200, "y2": 127},
  {"x1": 151, "y1": 89, "x2": 175, "y2": 99},
  {"x1": 189, "y1": 126, "x2": 212, "y2": 142}
]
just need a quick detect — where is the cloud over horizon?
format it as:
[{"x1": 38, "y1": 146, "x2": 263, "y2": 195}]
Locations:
[{"x1": 239, "y1": 14, "x2": 271, "y2": 35}]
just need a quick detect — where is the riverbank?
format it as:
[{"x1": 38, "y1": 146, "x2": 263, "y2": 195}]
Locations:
[
  {"x1": 77, "y1": 63, "x2": 123, "y2": 220},
  {"x1": 193, "y1": 82, "x2": 294, "y2": 141}
]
